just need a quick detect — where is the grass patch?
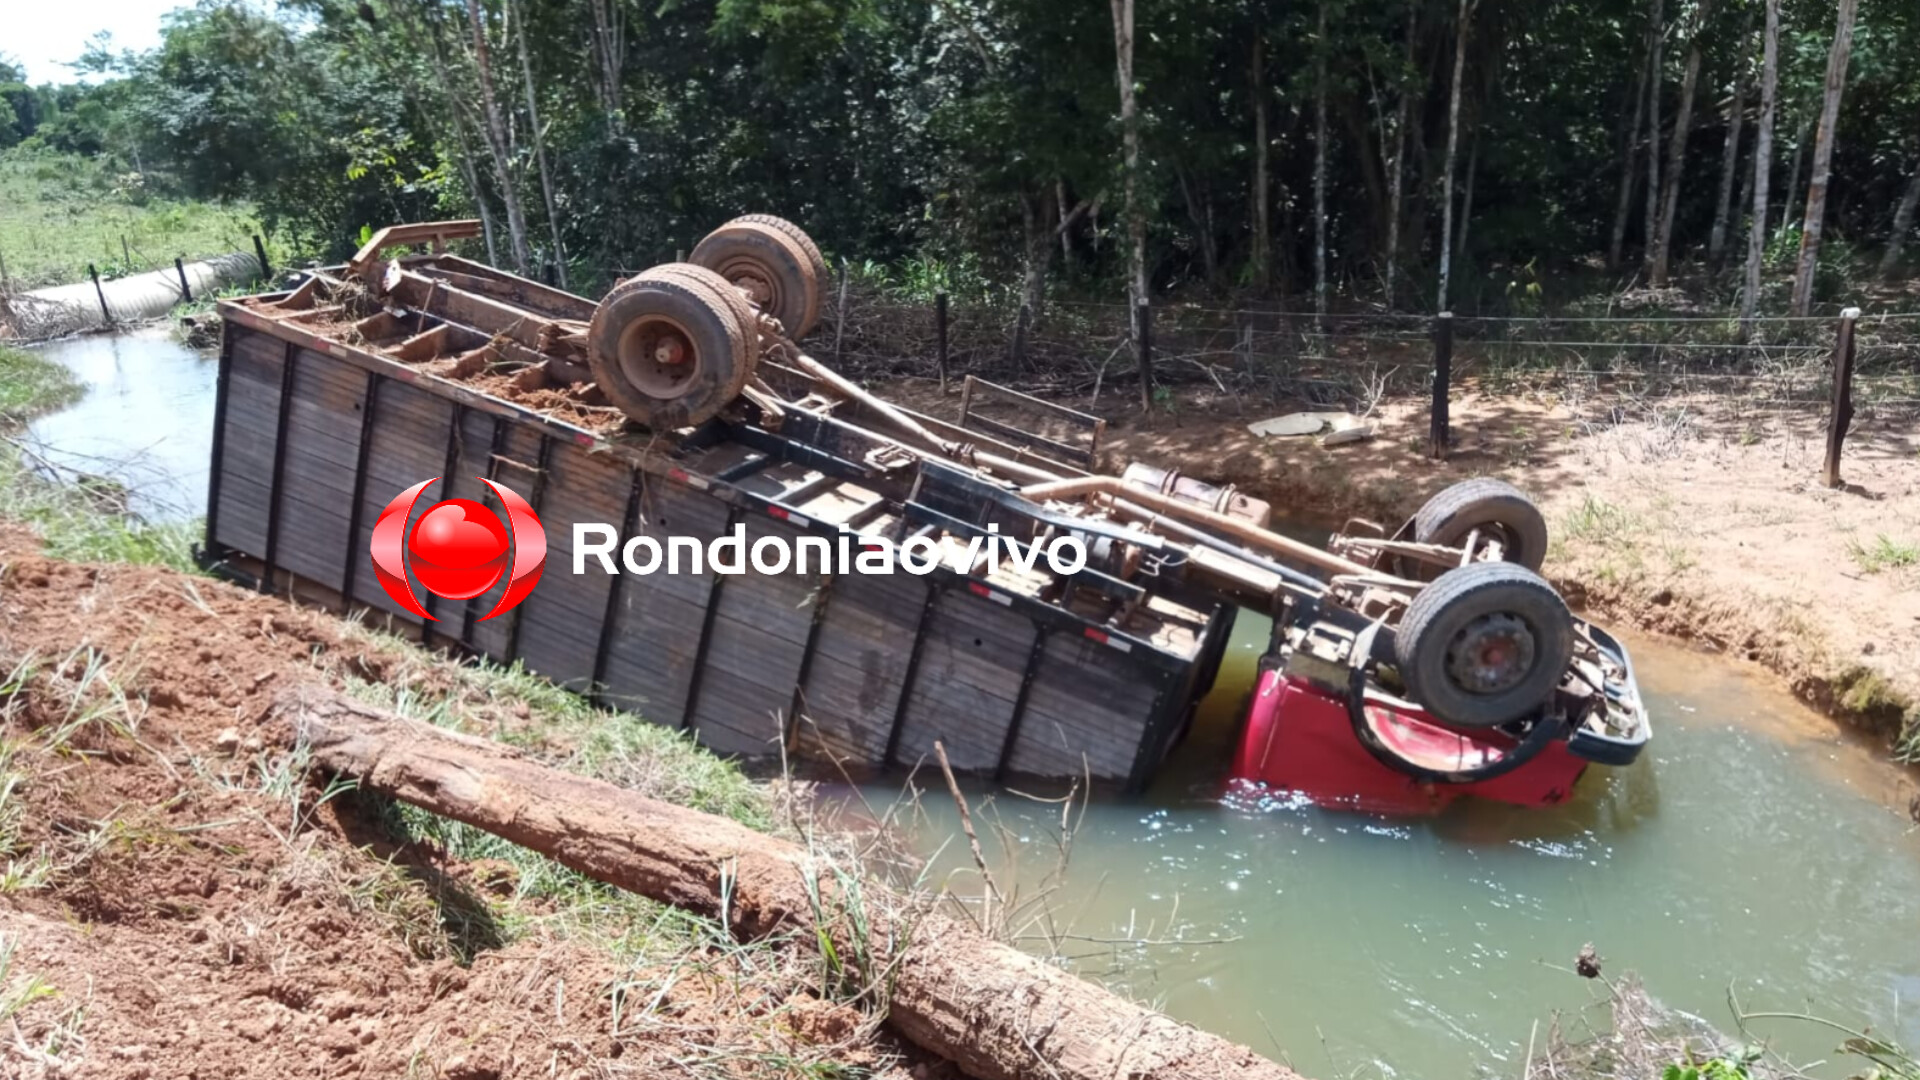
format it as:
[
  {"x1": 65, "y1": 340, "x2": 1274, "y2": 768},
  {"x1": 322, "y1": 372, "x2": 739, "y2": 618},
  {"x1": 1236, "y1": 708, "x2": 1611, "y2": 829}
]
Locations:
[
  {"x1": 1846, "y1": 533, "x2": 1920, "y2": 575},
  {"x1": 0, "y1": 444, "x2": 199, "y2": 570},
  {"x1": 0, "y1": 149, "x2": 271, "y2": 291},
  {"x1": 0, "y1": 344, "x2": 84, "y2": 425},
  {"x1": 328, "y1": 643, "x2": 778, "y2": 964}
]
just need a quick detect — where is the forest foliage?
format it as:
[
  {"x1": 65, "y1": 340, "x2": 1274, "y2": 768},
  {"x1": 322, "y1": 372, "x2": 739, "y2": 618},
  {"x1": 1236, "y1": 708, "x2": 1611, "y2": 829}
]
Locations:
[{"x1": 1, "y1": 0, "x2": 1916, "y2": 313}]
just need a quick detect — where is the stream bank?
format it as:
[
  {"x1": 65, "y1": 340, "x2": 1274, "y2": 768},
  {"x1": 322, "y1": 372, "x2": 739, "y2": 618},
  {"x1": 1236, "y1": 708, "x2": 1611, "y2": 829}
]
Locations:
[{"x1": 882, "y1": 378, "x2": 1920, "y2": 769}]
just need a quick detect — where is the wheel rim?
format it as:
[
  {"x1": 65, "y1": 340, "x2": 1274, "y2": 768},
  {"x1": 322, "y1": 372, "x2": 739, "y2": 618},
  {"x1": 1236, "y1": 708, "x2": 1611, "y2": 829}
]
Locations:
[
  {"x1": 616, "y1": 313, "x2": 703, "y2": 399},
  {"x1": 1469, "y1": 522, "x2": 1523, "y2": 562},
  {"x1": 714, "y1": 257, "x2": 780, "y2": 313},
  {"x1": 1443, "y1": 613, "x2": 1538, "y2": 695}
]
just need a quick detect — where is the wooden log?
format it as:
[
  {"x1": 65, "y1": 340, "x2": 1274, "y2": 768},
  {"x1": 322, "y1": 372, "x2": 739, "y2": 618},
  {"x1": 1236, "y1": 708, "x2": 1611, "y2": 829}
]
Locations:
[{"x1": 268, "y1": 686, "x2": 1305, "y2": 1080}]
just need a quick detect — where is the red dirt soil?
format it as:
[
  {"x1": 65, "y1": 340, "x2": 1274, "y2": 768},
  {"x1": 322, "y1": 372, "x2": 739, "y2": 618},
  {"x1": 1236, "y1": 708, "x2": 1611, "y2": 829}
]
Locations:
[{"x1": 0, "y1": 531, "x2": 944, "y2": 1079}]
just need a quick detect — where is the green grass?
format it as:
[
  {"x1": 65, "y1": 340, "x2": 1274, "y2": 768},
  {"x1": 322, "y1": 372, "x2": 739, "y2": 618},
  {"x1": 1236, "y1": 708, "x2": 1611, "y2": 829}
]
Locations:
[
  {"x1": 0, "y1": 344, "x2": 84, "y2": 425},
  {"x1": 0, "y1": 149, "x2": 273, "y2": 291},
  {"x1": 0, "y1": 444, "x2": 199, "y2": 570},
  {"x1": 1846, "y1": 533, "x2": 1920, "y2": 575}
]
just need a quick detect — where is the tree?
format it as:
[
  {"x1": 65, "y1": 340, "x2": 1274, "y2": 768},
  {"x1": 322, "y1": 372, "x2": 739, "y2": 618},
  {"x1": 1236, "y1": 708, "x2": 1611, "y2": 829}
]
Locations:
[
  {"x1": 1790, "y1": 0, "x2": 1859, "y2": 315},
  {"x1": 1381, "y1": 0, "x2": 1415, "y2": 306},
  {"x1": 1609, "y1": 27, "x2": 1652, "y2": 271},
  {"x1": 1110, "y1": 0, "x2": 1146, "y2": 306},
  {"x1": 1250, "y1": 31, "x2": 1271, "y2": 292},
  {"x1": 1650, "y1": 0, "x2": 1712, "y2": 287},
  {"x1": 1436, "y1": 0, "x2": 1473, "y2": 313},
  {"x1": 1314, "y1": 1, "x2": 1329, "y2": 324},
  {"x1": 1740, "y1": 0, "x2": 1780, "y2": 332},
  {"x1": 1642, "y1": 0, "x2": 1665, "y2": 270},
  {"x1": 1708, "y1": 11, "x2": 1755, "y2": 265},
  {"x1": 1880, "y1": 154, "x2": 1920, "y2": 279},
  {"x1": 463, "y1": 0, "x2": 531, "y2": 274}
]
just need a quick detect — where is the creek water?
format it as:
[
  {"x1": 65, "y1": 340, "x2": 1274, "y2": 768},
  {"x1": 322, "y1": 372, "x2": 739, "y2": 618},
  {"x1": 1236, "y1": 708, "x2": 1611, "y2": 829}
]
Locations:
[
  {"x1": 23, "y1": 332, "x2": 1920, "y2": 1078},
  {"x1": 852, "y1": 615, "x2": 1920, "y2": 1079},
  {"x1": 21, "y1": 327, "x2": 215, "y2": 521}
]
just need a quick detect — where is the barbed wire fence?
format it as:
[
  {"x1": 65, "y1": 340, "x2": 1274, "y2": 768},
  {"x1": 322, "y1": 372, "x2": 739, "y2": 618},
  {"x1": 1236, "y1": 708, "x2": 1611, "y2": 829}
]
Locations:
[{"x1": 811, "y1": 275, "x2": 1920, "y2": 482}]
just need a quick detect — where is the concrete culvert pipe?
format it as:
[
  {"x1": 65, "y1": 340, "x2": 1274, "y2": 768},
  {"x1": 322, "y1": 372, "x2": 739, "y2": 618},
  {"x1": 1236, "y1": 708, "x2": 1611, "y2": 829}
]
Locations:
[{"x1": 2, "y1": 252, "x2": 262, "y2": 341}]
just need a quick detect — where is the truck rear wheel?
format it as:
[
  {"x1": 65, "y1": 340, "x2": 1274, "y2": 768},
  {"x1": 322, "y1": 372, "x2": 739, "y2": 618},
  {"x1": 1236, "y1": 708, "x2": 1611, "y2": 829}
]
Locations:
[
  {"x1": 587, "y1": 264, "x2": 758, "y2": 430},
  {"x1": 1394, "y1": 562, "x2": 1572, "y2": 729},
  {"x1": 690, "y1": 216, "x2": 823, "y2": 339},
  {"x1": 1405, "y1": 477, "x2": 1549, "y2": 578}
]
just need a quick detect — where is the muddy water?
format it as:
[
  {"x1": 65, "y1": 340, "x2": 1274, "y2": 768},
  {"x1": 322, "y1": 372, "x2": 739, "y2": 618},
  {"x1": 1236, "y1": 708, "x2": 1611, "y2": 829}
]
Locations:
[
  {"x1": 22, "y1": 327, "x2": 215, "y2": 520},
  {"x1": 871, "y1": 621, "x2": 1920, "y2": 1079}
]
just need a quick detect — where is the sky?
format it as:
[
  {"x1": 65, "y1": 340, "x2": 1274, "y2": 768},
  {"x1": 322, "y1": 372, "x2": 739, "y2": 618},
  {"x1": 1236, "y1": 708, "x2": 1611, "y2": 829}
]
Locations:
[{"x1": 3, "y1": 0, "x2": 189, "y2": 84}]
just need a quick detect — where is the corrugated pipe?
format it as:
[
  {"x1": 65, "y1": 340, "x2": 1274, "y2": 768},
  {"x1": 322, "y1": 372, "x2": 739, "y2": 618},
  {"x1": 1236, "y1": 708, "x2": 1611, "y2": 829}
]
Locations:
[{"x1": 3, "y1": 252, "x2": 262, "y2": 341}]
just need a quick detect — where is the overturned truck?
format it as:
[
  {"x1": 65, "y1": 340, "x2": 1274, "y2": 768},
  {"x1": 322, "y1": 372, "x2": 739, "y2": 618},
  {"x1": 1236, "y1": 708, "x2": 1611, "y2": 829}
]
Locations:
[{"x1": 205, "y1": 217, "x2": 1647, "y2": 807}]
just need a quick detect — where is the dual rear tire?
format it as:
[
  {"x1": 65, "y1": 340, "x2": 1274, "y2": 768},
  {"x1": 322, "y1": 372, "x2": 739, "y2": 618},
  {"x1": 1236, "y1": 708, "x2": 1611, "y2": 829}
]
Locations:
[{"x1": 587, "y1": 215, "x2": 824, "y2": 430}]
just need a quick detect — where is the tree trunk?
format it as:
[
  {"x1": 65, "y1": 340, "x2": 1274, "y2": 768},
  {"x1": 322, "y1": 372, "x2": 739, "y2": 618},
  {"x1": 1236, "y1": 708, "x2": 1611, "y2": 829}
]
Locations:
[
  {"x1": 1708, "y1": 16, "x2": 1755, "y2": 265},
  {"x1": 1175, "y1": 165, "x2": 1219, "y2": 284},
  {"x1": 1878, "y1": 157, "x2": 1920, "y2": 279},
  {"x1": 587, "y1": 0, "x2": 625, "y2": 128},
  {"x1": 1110, "y1": 0, "x2": 1147, "y2": 306},
  {"x1": 1790, "y1": 0, "x2": 1861, "y2": 316},
  {"x1": 1057, "y1": 179, "x2": 1075, "y2": 261},
  {"x1": 1021, "y1": 187, "x2": 1056, "y2": 312},
  {"x1": 1436, "y1": 0, "x2": 1472, "y2": 313},
  {"x1": 1781, "y1": 112, "x2": 1811, "y2": 232},
  {"x1": 1251, "y1": 32, "x2": 1271, "y2": 292},
  {"x1": 1383, "y1": 1, "x2": 1415, "y2": 308},
  {"x1": 1609, "y1": 32, "x2": 1652, "y2": 271},
  {"x1": 465, "y1": 0, "x2": 531, "y2": 274},
  {"x1": 1740, "y1": 0, "x2": 1781, "y2": 332},
  {"x1": 513, "y1": 0, "x2": 567, "y2": 287},
  {"x1": 1314, "y1": 1, "x2": 1329, "y2": 326},
  {"x1": 268, "y1": 688, "x2": 1309, "y2": 1080},
  {"x1": 1651, "y1": 0, "x2": 1712, "y2": 287},
  {"x1": 1456, "y1": 135, "x2": 1478, "y2": 260},
  {"x1": 1641, "y1": 0, "x2": 1665, "y2": 270}
]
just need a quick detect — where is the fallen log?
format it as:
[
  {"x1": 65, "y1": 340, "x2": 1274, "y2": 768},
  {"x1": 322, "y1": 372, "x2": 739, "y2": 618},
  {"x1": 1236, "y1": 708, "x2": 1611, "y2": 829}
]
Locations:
[{"x1": 267, "y1": 687, "x2": 1305, "y2": 1080}]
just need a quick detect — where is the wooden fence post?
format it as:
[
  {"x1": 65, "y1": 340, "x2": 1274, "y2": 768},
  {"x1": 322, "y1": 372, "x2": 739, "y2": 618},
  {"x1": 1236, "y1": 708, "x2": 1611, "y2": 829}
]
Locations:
[
  {"x1": 1822, "y1": 306, "x2": 1861, "y2": 489},
  {"x1": 935, "y1": 291, "x2": 950, "y2": 392},
  {"x1": 1013, "y1": 302, "x2": 1031, "y2": 370},
  {"x1": 1136, "y1": 298, "x2": 1154, "y2": 412},
  {"x1": 832, "y1": 260, "x2": 850, "y2": 364},
  {"x1": 88, "y1": 264, "x2": 112, "y2": 324},
  {"x1": 1430, "y1": 311, "x2": 1454, "y2": 459},
  {"x1": 175, "y1": 257, "x2": 193, "y2": 302},
  {"x1": 253, "y1": 234, "x2": 272, "y2": 282}
]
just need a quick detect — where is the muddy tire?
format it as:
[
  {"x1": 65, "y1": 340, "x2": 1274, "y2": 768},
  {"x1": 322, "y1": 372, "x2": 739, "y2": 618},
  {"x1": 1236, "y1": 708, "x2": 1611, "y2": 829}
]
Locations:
[
  {"x1": 1394, "y1": 562, "x2": 1573, "y2": 729},
  {"x1": 587, "y1": 265, "x2": 758, "y2": 430},
  {"x1": 730, "y1": 213, "x2": 829, "y2": 300},
  {"x1": 1412, "y1": 477, "x2": 1549, "y2": 572},
  {"x1": 690, "y1": 217, "x2": 823, "y2": 339}
]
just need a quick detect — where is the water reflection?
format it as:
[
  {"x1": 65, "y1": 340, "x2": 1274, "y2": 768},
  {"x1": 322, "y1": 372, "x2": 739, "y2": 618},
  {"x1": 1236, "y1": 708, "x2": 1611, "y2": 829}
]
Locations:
[{"x1": 22, "y1": 327, "x2": 215, "y2": 521}]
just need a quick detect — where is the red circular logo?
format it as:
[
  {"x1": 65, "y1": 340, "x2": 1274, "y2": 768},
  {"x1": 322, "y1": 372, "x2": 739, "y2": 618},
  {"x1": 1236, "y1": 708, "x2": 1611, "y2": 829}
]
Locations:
[{"x1": 370, "y1": 478, "x2": 547, "y2": 622}]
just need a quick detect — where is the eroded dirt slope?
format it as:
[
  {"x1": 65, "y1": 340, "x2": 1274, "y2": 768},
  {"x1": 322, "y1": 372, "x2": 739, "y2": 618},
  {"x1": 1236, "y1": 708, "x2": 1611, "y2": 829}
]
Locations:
[{"x1": 0, "y1": 531, "x2": 929, "y2": 1079}]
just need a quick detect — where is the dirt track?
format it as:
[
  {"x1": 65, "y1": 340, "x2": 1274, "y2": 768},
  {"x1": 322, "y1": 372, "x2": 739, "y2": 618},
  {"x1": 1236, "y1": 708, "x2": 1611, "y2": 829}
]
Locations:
[{"x1": 0, "y1": 530, "x2": 936, "y2": 1079}]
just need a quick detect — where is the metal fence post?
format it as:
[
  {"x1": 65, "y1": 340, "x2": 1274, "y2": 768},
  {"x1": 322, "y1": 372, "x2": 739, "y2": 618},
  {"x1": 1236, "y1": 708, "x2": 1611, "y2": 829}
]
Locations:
[
  {"x1": 88, "y1": 264, "x2": 112, "y2": 324},
  {"x1": 253, "y1": 234, "x2": 272, "y2": 282},
  {"x1": 1822, "y1": 306, "x2": 1861, "y2": 489},
  {"x1": 1136, "y1": 298, "x2": 1154, "y2": 412},
  {"x1": 175, "y1": 257, "x2": 193, "y2": 302},
  {"x1": 1430, "y1": 311, "x2": 1454, "y2": 459},
  {"x1": 935, "y1": 291, "x2": 950, "y2": 392}
]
